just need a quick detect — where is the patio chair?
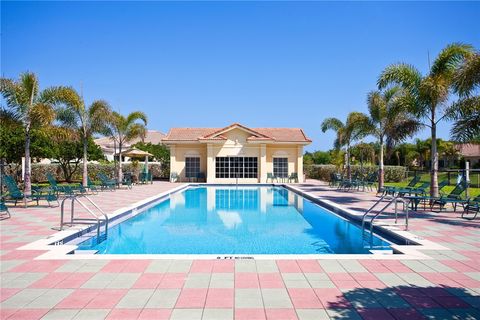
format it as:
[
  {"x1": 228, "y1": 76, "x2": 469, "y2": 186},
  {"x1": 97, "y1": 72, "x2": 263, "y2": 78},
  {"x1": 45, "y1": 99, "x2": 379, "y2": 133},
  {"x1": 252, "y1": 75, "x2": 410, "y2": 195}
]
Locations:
[
  {"x1": 0, "y1": 199, "x2": 11, "y2": 220},
  {"x1": 46, "y1": 173, "x2": 85, "y2": 196},
  {"x1": 267, "y1": 173, "x2": 277, "y2": 183},
  {"x1": 122, "y1": 172, "x2": 133, "y2": 189},
  {"x1": 4, "y1": 175, "x2": 58, "y2": 207},
  {"x1": 170, "y1": 172, "x2": 179, "y2": 183},
  {"x1": 364, "y1": 172, "x2": 377, "y2": 191},
  {"x1": 288, "y1": 172, "x2": 299, "y2": 183},
  {"x1": 329, "y1": 173, "x2": 342, "y2": 187},
  {"x1": 383, "y1": 175, "x2": 421, "y2": 196},
  {"x1": 197, "y1": 172, "x2": 206, "y2": 182},
  {"x1": 139, "y1": 172, "x2": 153, "y2": 184},
  {"x1": 462, "y1": 195, "x2": 480, "y2": 220},
  {"x1": 430, "y1": 181, "x2": 468, "y2": 212},
  {"x1": 86, "y1": 177, "x2": 99, "y2": 194},
  {"x1": 398, "y1": 181, "x2": 430, "y2": 197},
  {"x1": 97, "y1": 173, "x2": 117, "y2": 191}
]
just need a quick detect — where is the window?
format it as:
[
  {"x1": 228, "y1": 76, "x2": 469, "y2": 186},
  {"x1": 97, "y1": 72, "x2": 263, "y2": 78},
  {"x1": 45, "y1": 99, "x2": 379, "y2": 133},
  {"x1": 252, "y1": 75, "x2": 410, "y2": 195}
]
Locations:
[
  {"x1": 273, "y1": 157, "x2": 288, "y2": 178},
  {"x1": 185, "y1": 157, "x2": 200, "y2": 178},
  {"x1": 215, "y1": 157, "x2": 258, "y2": 179}
]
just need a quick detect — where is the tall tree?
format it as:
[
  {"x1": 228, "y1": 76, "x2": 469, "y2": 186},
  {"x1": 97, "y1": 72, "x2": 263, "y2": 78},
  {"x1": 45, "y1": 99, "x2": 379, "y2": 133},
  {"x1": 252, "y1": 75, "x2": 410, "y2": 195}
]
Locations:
[
  {"x1": 450, "y1": 52, "x2": 480, "y2": 142},
  {"x1": 56, "y1": 88, "x2": 112, "y2": 186},
  {"x1": 0, "y1": 72, "x2": 65, "y2": 196},
  {"x1": 107, "y1": 111, "x2": 148, "y2": 181},
  {"x1": 321, "y1": 112, "x2": 368, "y2": 179},
  {"x1": 378, "y1": 43, "x2": 474, "y2": 197},
  {"x1": 361, "y1": 86, "x2": 420, "y2": 190}
]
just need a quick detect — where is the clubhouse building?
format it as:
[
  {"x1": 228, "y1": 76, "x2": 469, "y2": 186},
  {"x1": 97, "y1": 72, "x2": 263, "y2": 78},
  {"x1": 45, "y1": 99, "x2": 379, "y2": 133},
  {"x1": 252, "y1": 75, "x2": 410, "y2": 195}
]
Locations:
[{"x1": 162, "y1": 123, "x2": 311, "y2": 183}]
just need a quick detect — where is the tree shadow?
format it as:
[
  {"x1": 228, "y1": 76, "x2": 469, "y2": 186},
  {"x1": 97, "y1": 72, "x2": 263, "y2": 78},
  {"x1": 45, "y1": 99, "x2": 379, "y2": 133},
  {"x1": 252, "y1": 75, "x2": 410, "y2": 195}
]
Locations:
[{"x1": 319, "y1": 284, "x2": 480, "y2": 319}]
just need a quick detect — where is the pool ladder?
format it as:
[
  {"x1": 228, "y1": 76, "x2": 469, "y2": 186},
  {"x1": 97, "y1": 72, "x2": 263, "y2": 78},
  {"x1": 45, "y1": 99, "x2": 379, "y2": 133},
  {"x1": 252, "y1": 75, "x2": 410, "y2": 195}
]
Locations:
[
  {"x1": 58, "y1": 195, "x2": 109, "y2": 243},
  {"x1": 361, "y1": 194, "x2": 410, "y2": 236}
]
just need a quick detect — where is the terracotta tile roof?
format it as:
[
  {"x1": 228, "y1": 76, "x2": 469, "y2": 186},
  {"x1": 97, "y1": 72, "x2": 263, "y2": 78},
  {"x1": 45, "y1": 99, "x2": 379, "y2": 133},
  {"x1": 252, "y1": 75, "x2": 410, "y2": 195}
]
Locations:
[
  {"x1": 456, "y1": 143, "x2": 480, "y2": 157},
  {"x1": 94, "y1": 130, "x2": 166, "y2": 153},
  {"x1": 162, "y1": 123, "x2": 311, "y2": 143}
]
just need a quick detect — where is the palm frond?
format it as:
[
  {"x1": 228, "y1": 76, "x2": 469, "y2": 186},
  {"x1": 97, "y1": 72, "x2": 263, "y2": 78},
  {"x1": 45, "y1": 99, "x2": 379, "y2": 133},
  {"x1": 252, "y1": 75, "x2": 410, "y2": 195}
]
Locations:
[
  {"x1": 321, "y1": 117, "x2": 344, "y2": 133},
  {"x1": 453, "y1": 53, "x2": 480, "y2": 96},
  {"x1": 126, "y1": 111, "x2": 148, "y2": 126},
  {"x1": 19, "y1": 72, "x2": 39, "y2": 106},
  {"x1": 125, "y1": 123, "x2": 147, "y2": 142},
  {"x1": 449, "y1": 96, "x2": 480, "y2": 142},
  {"x1": 377, "y1": 63, "x2": 422, "y2": 92},
  {"x1": 29, "y1": 103, "x2": 56, "y2": 126},
  {"x1": 430, "y1": 43, "x2": 474, "y2": 78}
]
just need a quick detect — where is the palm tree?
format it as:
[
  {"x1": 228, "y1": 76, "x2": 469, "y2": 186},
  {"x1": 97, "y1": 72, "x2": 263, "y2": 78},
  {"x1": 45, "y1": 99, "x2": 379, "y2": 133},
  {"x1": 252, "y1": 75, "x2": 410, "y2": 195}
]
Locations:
[
  {"x1": 0, "y1": 72, "x2": 66, "y2": 196},
  {"x1": 378, "y1": 43, "x2": 474, "y2": 197},
  {"x1": 56, "y1": 88, "x2": 112, "y2": 186},
  {"x1": 361, "y1": 86, "x2": 420, "y2": 190},
  {"x1": 450, "y1": 52, "x2": 480, "y2": 142},
  {"x1": 107, "y1": 111, "x2": 148, "y2": 181},
  {"x1": 321, "y1": 112, "x2": 368, "y2": 179}
]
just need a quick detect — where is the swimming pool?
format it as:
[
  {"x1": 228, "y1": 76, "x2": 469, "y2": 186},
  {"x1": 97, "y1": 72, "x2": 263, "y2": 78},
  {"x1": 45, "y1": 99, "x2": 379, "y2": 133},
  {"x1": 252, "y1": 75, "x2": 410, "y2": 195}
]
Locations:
[{"x1": 76, "y1": 186, "x2": 393, "y2": 254}]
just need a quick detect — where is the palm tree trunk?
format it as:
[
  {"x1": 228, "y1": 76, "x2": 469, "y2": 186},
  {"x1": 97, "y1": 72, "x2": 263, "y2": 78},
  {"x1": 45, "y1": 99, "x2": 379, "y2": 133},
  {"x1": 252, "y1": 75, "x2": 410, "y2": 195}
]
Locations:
[
  {"x1": 430, "y1": 121, "x2": 439, "y2": 198},
  {"x1": 346, "y1": 143, "x2": 351, "y2": 180},
  {"x1": 378, "y1": 140, "x2": 384, "y2": 191},
  {"x1": 118, "y1": 142, "x2": 123, "y2": 183},
  {"x1": 82, "y1": 135, "x2": 88, "y2": 187},
  {"x1": 24, "y1": 124, "x2": 32, "y2": 198}
]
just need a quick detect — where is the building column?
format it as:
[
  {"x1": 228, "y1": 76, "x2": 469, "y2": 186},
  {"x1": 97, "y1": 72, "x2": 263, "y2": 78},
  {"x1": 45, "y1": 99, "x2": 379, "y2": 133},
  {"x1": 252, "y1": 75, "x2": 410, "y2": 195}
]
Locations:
[
  {"x1": 207, "y1": 144, "x2": 215, "y2": 183},
  {"x1": 297, "y1": 145, "x2": 304, "y2": 183},
  {"x1": 260, "y1": 144, "x2": 267, "y2": 183},
  {"x1": 169, "y1": 145, "x2": 176, "y2": 181}
]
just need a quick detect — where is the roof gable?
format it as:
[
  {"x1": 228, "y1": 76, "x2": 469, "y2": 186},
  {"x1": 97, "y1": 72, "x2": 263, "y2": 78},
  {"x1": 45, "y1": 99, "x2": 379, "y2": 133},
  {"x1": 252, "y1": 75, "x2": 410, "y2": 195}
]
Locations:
[{"x1": 201, "y1": 123, "x2": 272, "y2": 140}]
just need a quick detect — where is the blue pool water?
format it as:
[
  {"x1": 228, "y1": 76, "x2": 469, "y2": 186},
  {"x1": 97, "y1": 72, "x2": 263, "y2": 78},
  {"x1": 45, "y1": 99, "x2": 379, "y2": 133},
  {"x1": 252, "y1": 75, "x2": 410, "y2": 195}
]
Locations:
[{"x1": 76, "y1": 186, "x2": 392, "y2": 254}]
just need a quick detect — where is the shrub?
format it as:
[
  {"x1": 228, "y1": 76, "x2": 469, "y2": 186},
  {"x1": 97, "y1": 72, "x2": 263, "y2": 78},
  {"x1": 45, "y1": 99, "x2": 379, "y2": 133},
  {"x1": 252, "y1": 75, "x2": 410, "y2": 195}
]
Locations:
[
  {"x1": 4, "y1": 162, "x2": 169, "y2": 183},
  {"x1": 305, "y1": 164, "x2": 406, "y2": 182}
]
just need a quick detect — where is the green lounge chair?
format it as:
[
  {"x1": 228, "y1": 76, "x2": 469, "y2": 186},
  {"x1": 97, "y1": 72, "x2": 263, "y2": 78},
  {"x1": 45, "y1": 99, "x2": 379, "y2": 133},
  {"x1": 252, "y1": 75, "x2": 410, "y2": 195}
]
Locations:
[
  {"x1": 4, "y1": 175, "x2": 58, "y2": 206},
  {"x1": 288, "y1": 172, "x2": 299, "y2": 183},
  {"x1": 46, "y1": 173, "x2": 85, "y2": 196},
  {"x1": 383, "y1": 175, "x2": 421, "y2": 196},
  {"x1": 462, "y1": 195, "x2": 480, "y2": 220},
  {"x1": 86, "y1": 177, "x2": 99, "y2": 194},
  {"x1": 430, "y1": 181, "x2": 468, "y2": 212},
  {"x1": 97, "y1": 173, "x2": 117, "y2": 190},
  {"x1": 267, "y1": 173, "x2": 277, "y2": 183},
  {"x1": 139, "y1": 171, "x2": 153, "y2": 184},
  {"x1": 196, "y1": 172, "x2": 206, "y2": 182},
  {"x1": 122, "y1": 172, "x2": 133, "y2": 189},
  {"x1": 0, "y1": 199, "x2": 11, "y2": 220}
]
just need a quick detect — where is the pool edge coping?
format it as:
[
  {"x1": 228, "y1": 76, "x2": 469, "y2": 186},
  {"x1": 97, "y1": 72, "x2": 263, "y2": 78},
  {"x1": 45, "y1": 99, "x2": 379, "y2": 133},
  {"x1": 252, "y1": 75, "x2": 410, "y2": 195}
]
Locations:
[{"x1": 18, "y1": 183, "x2": 450, "y2": 260}]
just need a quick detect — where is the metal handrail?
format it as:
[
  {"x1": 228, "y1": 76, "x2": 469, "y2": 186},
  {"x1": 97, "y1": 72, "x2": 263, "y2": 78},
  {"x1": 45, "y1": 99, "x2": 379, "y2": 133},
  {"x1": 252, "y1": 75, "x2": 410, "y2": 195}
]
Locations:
[
  {"x1": 59, "y1": 195, "x2": 108, "y2": 241},
  {"x1": 362, "y1": 195, "x2": 410, "y2": 233},
  {"x1": 361, "y1": 194, "x2": 392, "y2": 229},
  {"x1": 368, "y1": 197, "x2": 410, "y2": 233}
]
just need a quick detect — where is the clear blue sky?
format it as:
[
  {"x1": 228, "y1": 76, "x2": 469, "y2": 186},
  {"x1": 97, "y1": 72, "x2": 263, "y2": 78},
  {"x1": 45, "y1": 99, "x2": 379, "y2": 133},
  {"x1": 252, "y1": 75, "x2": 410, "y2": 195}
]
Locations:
[{"x1": 2, "y1": 1, "x2": 479, "y2": 151}]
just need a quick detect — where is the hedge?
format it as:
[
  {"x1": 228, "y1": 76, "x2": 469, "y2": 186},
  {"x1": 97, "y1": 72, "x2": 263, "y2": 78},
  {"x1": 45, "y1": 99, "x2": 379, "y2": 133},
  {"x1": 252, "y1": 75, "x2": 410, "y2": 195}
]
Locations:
[
  {"x1": 305, "y1": 164, "x2": 406, "y2": 183},
  {"x1": 4, "y1": 162, "x2": 169, "y2": 183}
]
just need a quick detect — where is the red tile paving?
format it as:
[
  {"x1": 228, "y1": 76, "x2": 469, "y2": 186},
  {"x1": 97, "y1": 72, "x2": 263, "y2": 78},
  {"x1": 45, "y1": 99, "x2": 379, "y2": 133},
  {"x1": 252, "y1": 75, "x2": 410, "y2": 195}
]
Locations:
[{"x1": 1, "y1": 180, "x2": 479, "y2": 319}]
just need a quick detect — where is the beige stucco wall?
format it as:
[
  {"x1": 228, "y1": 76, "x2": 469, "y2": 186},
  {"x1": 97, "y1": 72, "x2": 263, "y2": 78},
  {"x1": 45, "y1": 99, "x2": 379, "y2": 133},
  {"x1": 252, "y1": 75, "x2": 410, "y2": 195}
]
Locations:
[{"x1": 168, "y1": 128, "x2": 305, "y2": 183}]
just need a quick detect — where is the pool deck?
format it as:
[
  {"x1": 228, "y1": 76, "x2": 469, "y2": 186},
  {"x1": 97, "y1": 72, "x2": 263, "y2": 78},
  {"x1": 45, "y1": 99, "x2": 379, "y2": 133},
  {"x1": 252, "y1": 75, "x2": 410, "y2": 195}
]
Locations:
[{"x1": 1, "y1": 180, "x2": 479, "y2": 319}]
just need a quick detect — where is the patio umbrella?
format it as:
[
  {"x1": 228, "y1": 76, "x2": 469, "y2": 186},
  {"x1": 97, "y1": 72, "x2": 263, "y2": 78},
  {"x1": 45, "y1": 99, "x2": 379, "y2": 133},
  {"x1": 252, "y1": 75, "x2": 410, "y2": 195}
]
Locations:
[{"x1": 121, "y1": 148, "x2": 153, "y2": 173}]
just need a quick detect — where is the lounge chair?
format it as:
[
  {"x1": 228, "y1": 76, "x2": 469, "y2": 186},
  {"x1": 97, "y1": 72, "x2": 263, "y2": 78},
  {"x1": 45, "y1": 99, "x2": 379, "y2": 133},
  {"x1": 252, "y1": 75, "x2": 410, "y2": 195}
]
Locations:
[
  {"x1": 330, "y1": 173, "x2": 342, "y2": 187},
  {"x1": 430, "y1": 181, "x2": 468, "y2": 212},
  {"x1": 288, "y1": 172, "x2": 299, "y2": 183},
  {"x1": 462, "y1": 195, "x2": 480, "y2": 220},
  {"x1": 122, "y1": 172, "x2": 133, "y2": 189},
  {"x1": 97, "y1": 173, "x2": 117, "y2": 190},
  {"x1": 46, "y1": 173, "x2": 85, "y2": 196},
  {"x1": 170, "y1": 172, "x2": 179, "y2": 183},
  {"x1": 267, "y1": 173, "x2": 277, "y2": 183},
  {"x1": 3, "y1": 175, "x2": 58, "y2": 206},
  {"x1": 383, "y1": 176, "x2": 421, "y2": 196},
  {"x1": 196, "y1": 172, "x2": 206, "y2": 182},
  {"x1": 0, "y1": 199, "x2": 11, "y2": 220},
  {"x1": 139, "y1": 171, "x2": 153, "y2": 184},
  {"x1": 86, "y1": 177, "x2": 99, "y2": 194}
]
